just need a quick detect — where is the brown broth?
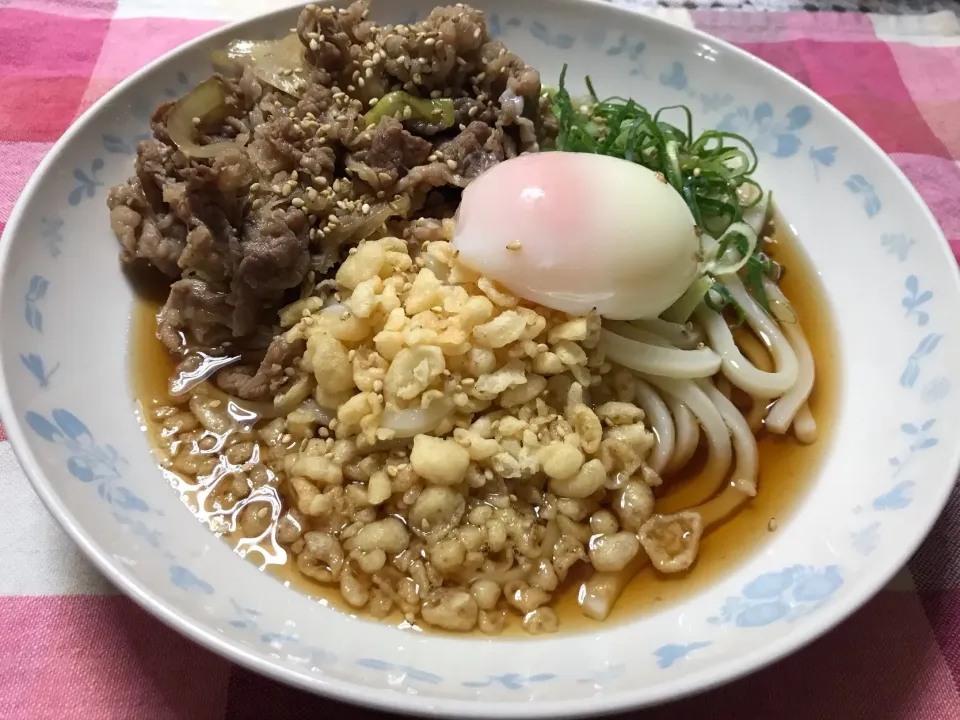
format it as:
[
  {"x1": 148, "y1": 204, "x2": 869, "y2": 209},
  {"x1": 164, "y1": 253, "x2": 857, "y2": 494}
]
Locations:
[{"x1": 129, "y1": 220, "x2": 839, "y2": 637}]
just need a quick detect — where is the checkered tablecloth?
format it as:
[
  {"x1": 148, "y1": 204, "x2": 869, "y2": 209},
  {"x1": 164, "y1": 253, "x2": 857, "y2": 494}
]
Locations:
[{"x1": 3, "y1": 0, "x2": 960, "y2": 717}]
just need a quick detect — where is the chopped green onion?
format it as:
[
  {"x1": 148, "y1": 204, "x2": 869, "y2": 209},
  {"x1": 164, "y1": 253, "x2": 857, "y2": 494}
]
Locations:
[
  {"x1": 661, "y1": 275, "x2": 714, "y2": 324},
  {"x1": 363, "y1": 91, "x2": 455, "y2": 129}
]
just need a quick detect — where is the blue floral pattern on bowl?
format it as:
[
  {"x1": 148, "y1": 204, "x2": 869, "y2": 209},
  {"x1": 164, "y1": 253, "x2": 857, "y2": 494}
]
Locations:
[{"x1": 2, "y1": 4, "x2": 957, "y2": 712}]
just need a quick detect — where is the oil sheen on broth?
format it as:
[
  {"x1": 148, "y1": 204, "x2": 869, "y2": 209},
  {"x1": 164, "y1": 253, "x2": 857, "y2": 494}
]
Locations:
[{"x1": 130, "y1": 220, "x2": 839, "y2": 636}]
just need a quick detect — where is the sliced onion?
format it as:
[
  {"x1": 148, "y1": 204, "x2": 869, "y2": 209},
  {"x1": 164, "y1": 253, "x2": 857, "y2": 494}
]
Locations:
[
  {"x1": 213, "y1": 34, "x2": 307, "y2": 98},
  {"x1": 326, "y1": 195, "x2": 411, "y2": 246},
  {"x1": 380, "y1": 399, "x2": 454, "y2": 438},
  {"x1": 699, "y1": 222, "x2": 758, "y2": 277},
  {"x1": 167, "y1": 77, "x2": 249, "y2": 159}
]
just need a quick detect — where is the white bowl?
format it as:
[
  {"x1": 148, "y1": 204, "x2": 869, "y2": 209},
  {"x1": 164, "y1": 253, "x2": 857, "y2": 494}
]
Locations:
[{"x1": 2, "y1": 1, "x2": 959, "y2": 716}]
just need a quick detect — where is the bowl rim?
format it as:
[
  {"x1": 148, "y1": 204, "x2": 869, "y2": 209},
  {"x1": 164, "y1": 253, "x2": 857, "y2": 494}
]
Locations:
[{"x1": 2, "y1": 1, "x2": 959, "y2": 716}]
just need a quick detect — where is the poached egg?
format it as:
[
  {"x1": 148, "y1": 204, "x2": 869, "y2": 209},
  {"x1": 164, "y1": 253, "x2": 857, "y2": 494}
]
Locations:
[{"x1": 452, "y1": 152, "x2": 701, "y2": 320}]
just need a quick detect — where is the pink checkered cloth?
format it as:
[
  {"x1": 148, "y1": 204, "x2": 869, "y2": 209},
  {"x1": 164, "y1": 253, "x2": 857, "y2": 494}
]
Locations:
[{"x1": 2, "y1": 1, "x2": 960, "y2": 717}]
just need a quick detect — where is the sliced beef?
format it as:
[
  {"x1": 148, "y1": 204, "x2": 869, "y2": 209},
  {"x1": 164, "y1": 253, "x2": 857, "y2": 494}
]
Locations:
[
  {"x1": 230, "y1": 207, "x2": 309, "y2": 336},
  {"x1": 109, "y1": 0, "x2": 547, "y2": 365},
  {"x1": 157, "y1": 279, "x2": 233, "y2": 352},
  {"x1": 215, "y1": 336, "x2": 306, "y2": 400}
]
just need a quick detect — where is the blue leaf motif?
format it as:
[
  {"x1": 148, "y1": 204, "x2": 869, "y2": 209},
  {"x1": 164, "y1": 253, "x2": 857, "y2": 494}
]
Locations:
[
  {"x1": 845, "y1": 174, "x2": 882, "y2": 217},
  {"x1": 881, "y1": 233, "x2": 915, "y2": 261},
  {"x1": 92, "y1": 158, "x2": 104, "y2": 172},
  {"x1": 25, "y1": 411, "x2": 61, "y2": 442},
  {"x1": 773, "y1": 134, "x2": 801, "y2": 158},
  {"x1": 851, "y1": 522, "x2": 881, "y2": 556},
  {"x1": 742, "y1": 569, "x2": 794, "y2": 599},
  {"x1": 901, "y1": 334, "x2": 943, "y2": 388},
  {"x1": 735, "y1": 601, "x2": 789, "y2": 627},
  {"x1": 67, "y1": 456, "x2": 95, "y2": 482},
  {"x1": 659, "y1": 61, "x2": 687, "y2": 90},
  {"x1": 169, "y1": 565, "x2": 214, "y2": 594},
  {"x1": 102, "y1": 134, "x2": 132, "y2": 154},
  {"x1": 67, "y1": 186, "x2": 85, "y2": 206},
  {"x1": 606, "y1": 32, "x2": 627, "y2": 56},
  {"x1": 792, "y1": 567, "x2": 843, "y2": 601},
  {"x1": 111, "y1": 487, "x2": 149, "y2": 512},
  {"x1": 785, "y1": 105, "x2": 812, "y2": 130},
  {"x1": 654, "y1": 642, "x2": 711, "y2": 669},
  {"x1": 581, "y1": 25, "x2": 607, "y2": 48},
  {"x1": 753, "y1": 102, "x2": 774, "y2": 125},
  {"x1": 20, "y1": 353, "x2": 55, "y2": 387},
  {"x1": 52, "y1": 409, "x2": 91, "y2": 443},
  {"x1": 901, "y1": 423, "x2": 918, "y2": 434},
  {"x1": 810, "y1": 146, "x2": 836, "y2": 166},
  {"x1": 529, "y1": 21, "x2": 550, "y2": 45},
  {"x1": 922, "y1": 377, "x2": 950, "y2": 403},
  {"x1": 873, "y1": 481, "x2": 915, "y2": 510}
]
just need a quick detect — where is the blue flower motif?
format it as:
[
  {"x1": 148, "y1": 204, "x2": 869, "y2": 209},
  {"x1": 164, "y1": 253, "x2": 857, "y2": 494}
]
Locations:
[
  {"x1": 654, "y1": 642, "x2": 711, "y2": 669},
  {"x1": 659, "y1": 61, "x2": 687, "y2": 91},
  {"x1": 487, "y1": 14, "x2": 521, "y2": 39},
  {"x1": 709, "y1": 565, "x2": 843, "y2": 627},
  {"x1": 114, "y1": 512, "x2": 162, "y2": 548},
  {"x1": 699, "y1": 92, "x2": 734, "y2": 113},
  {"x1": 40, "y1": 215, "x2": 64, "y2": 258},
  {"x1": 889, "y1": 418, "x2": 937, "y2": 475},
  {"x1": 24, "y1": 274, "x2": 49, "y2": 333},
  {"x1": 717, "y1": 103, "x2": 811, "y2": 157},
  {"x1": 357, "y1": 658, "x2": 442, "y2": 685},
  {"x1": 881, "y1": 233, "x2": 915, "y2": 262},
  {"x1": 921, "y1": 377, "x2": 950, "y2": 404},
  {"x1": 581, "y1": 25, "x2": 607, "y2": 49},
  {"x1": 851, "y1": 522, "x2": 880, "y2": 555},
  {"x1": 68, "y1": 158, "x2": 104, "y2": 206},
  {"x1": 809, "y1": 145, "x2": 836, "y2": 180},
  {"x1": 169, "y1": 565, "x2": 213, "y2": 594},
  {"x1": 24, "y1": 408, "x2": 146, "y2": 512},
  {"x1": 900, "y1": 334, "x2": 943, "y2": 389},
  {"x1": 872, "y1": 481, "x2": 915, "y2": 511},
  {"x1": 102, "y1": 131, "x2": 150, "y2": 155},
  {"x1": 529, "y1": 21, "x2": 575, "y2": 50},
  {"x1": 20, "y1": 353, "x2": 59, "y2": 388},
  {"x1": 902, "y1": 275, "x2": 932, "y2": 326},
  {"x1": 463, "y1": 673, "x2": 556, "y2": 690},
  {"x1": 844, "y1": 174, "x2": 881, "y2": 217}
]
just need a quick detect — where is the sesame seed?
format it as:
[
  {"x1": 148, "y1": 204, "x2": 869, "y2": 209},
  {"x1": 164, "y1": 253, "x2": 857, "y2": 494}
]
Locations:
[
  {"x1": 425, "y1": 37, "x2": 436, "y2": 46},
  {"x1": 362, "y1": 203, "x2": 371, "y2": 214},
  {"x1": 427, "y1": 154, "x2": 437, "y2": 162},
  {"x1": 365, "y1": 67, "x2": 373, "y2": 78},
  {"x1": 693, "y1": 167, "x2": 702, "y2": 177},
  {"x1": 249, "y1": 182, "x2": 260, "y2": 192},
  {"x1": 446, "y1": 159, "x2": 457, "y2": 170},
  {"x1": 655, "y1": 172, "x2": 667, "y2": 184},
  {"x1": 506, "y1": 240, "x2": 522, "y2": 251},
  {"x1": 291, "y1": 197, "x2": 305, "y2": 208},
  {"x1": 290, "y1": 170, "x2": 298, "y2": 182},
  {"x1": 309, "y1": 39, "x2": 319, "y2": 51},
  {"x1": 271, "y1": 184, "x2": 281, "y2": 194},
  {"x1": 347, "y1": 85, "x2": 355, "y2": 92},
  {"x1": 473, "y1": 28, "x2": 481, "y2": 38},
  {"x1": 358, "y1": 77, "x2": 365, "y2": 88},
  {"x1": 372, "y1": 52, "x2": 382, "y2": 63},
  {"x1": 281, "y1": 183, "x2": 293, "y2": 197}
]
